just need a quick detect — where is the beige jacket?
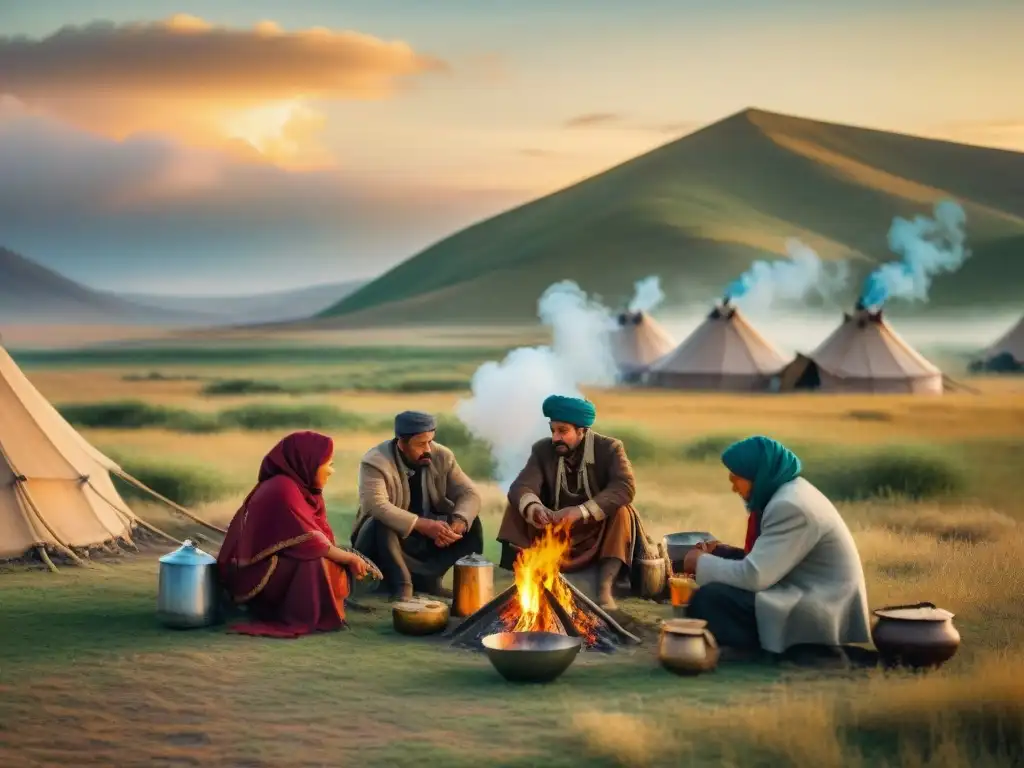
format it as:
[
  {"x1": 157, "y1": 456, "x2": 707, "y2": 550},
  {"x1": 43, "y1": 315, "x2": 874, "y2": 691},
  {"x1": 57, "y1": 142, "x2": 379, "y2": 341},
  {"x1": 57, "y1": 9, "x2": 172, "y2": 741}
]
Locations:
[
  {"x1": 353, "y1": 439, "x2": 482, "y2": 539},
  {"x1": 695, "y1": 477, "x2": 872, "y2": 654}
]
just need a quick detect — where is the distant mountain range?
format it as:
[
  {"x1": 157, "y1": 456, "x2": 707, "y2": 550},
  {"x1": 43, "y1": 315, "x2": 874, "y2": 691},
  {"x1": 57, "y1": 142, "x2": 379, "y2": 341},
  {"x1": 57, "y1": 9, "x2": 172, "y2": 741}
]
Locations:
[
  {"x1": 317, "y1": 108, "x2": 1024, "y2": 325},
  {"x1": 0, "y1": 247, "x2": 365, "y2": 327}
]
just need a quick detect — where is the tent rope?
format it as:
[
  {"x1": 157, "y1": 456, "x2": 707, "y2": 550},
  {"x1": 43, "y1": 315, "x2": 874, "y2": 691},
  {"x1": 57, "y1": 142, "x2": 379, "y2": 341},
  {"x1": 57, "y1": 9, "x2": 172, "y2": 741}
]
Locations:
[
  {"x1": 111, "y1": 468, "x2": 227, "y2": 535},
  {"x1": 85, "y1": 478, "x2": 184, "y2": 547}
]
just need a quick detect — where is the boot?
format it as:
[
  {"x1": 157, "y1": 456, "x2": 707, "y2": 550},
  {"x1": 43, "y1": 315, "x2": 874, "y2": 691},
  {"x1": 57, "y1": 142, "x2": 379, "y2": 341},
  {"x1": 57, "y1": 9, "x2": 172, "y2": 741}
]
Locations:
[{"x1": 598, "y1": 558, "x2": 621, "y2": 610}]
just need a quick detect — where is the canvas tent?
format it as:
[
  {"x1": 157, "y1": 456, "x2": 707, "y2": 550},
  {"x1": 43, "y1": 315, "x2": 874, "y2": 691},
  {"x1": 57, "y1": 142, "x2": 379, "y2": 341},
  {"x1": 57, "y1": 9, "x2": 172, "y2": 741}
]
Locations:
[
  {"x1": 0, "y1": 340, "x2": 220, "y2": 565},
  {"x1": 778, "y1": 306, "x2": 943, "y2": 394},
  {"x1": 976, "y1": 313, "x2": 1024, "y2": 372},
  {"x1": 644, "y1": 299, "x2": 789, "y2": 391},
  {"x1": 610, "y1": 310, "x2": 676, "y2": 382}
]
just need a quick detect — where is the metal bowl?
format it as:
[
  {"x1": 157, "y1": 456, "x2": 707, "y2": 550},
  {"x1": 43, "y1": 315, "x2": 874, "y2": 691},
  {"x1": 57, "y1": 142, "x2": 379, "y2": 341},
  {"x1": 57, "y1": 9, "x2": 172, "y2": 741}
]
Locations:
[
  {"x1": 392, "y1": 600, "x2": 450, "y2": 636},
  {"x1": 481, "y1": 631, "x2": 583, "y2": 683},
  {"x1": 663, "y1": 531, "x2": 715, "y2": 567}
]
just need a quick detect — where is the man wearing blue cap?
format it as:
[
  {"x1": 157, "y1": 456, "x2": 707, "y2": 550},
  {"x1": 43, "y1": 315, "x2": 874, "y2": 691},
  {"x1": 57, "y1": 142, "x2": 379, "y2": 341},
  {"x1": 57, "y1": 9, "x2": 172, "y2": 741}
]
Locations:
[
  {"x1": 497, "y1": 394, "x2": 651, "y2": 609},
  {"x1": 352, "y1": 410, "x2": 484, "y2": 601}
]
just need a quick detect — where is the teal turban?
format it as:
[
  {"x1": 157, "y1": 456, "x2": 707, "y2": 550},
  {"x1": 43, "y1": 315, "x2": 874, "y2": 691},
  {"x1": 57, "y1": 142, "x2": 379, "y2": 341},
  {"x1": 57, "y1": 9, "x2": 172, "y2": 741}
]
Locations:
[
  {"x1": 721, "y1": 436, "x2": 802, "y2": 513},
  {"x1": 542, "y1": 395, "x2": 596, "y2": 428}
]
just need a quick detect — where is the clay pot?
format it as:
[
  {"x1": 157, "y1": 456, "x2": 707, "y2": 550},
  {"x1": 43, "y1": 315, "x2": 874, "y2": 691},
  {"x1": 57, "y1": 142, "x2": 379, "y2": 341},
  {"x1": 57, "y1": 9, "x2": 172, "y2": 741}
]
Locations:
[
  {"x1": 871, "y1": 602, "x2": 960, "y2": 669},
  {"x1": 658, "y1": 618, "x2": 719, "y2": 676}
]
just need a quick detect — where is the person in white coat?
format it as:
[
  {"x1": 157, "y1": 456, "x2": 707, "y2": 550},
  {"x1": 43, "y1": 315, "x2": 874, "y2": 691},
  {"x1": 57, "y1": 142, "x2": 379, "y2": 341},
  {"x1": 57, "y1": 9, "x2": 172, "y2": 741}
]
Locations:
[{"x1": 681, "y1": 436, "x2": 871, "y2": 661}]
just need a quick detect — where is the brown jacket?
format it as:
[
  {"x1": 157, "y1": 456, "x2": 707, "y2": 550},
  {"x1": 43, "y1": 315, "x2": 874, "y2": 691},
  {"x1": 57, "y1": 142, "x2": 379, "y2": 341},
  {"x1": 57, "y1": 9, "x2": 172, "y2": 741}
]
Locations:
[
  {"x1": 353, "y1": 440, "x2": 482, "y2": 539},
  {"x1": 507, "y1": 432, "x2": 636, "y2": 526}
]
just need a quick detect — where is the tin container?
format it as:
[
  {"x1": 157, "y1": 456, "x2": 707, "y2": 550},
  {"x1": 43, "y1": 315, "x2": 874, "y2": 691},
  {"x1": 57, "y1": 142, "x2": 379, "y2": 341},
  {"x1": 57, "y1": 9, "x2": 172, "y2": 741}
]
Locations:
[
  {"x1": 452, "y1": 553, "x2": 494, "y2": 617},
  {"x1": 157, "y1": 539, "x2": 221, "y2": 629}
]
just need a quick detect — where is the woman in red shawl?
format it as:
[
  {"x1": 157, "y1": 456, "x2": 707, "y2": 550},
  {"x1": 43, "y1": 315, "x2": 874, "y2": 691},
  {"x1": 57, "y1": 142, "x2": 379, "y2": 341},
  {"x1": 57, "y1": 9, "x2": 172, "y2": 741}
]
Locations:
[{"x1": 217, "y1": 430, "x2": 372, "y2": 637}]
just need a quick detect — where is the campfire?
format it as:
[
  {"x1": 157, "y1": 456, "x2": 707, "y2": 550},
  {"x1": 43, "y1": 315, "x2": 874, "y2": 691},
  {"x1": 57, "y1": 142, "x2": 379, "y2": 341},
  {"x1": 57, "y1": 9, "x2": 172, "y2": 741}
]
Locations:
[{"x1": 448, "y1": 522, "x2": 641, "y2": 653}]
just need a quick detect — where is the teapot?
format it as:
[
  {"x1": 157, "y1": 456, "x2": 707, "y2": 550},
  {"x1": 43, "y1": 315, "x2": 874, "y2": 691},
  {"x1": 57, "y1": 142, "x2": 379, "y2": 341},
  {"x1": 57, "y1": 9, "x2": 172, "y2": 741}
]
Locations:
[
  {"x1": 658, "y1": 618, "x2": 719, "y2": 676},
  {"x1": 452, "y1": 553, "x2": 494, "y2": 618}
]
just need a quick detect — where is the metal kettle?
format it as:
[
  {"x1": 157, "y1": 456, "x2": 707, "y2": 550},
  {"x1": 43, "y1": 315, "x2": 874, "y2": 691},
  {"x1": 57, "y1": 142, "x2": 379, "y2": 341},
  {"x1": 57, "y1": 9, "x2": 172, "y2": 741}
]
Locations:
[
  {"x1": 157, "y1": 539, "x2": 221, "y2": 629},
  {"x1": 452, "y1": 553, "x2": 494, "y2": 617}
]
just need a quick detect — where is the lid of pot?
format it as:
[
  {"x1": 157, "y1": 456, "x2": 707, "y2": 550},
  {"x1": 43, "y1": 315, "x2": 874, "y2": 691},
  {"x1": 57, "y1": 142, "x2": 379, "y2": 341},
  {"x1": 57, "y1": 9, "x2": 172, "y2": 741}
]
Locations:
[
  {"x1": 873, "y1": 603, "x2": 954, "y2": 622},
  {"x1": 159, "y1": 539, "x2": 217, "y2": 566},
  {"x1": 662, "y1": 618, "x2": 707, "y2": 636},
  {"x1": 455, "y1": 553, "x2": 493, "y2": 567}
]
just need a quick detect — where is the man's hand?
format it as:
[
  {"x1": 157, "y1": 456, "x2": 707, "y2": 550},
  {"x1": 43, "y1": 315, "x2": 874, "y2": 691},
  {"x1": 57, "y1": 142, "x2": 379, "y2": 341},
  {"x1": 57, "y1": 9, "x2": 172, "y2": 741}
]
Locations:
[
  {"x1": 695, "y1": 539, "x2": 720, "y2": 554},
  {"x1": 413, "y1": 518, "x2": 462, "y2": 548},
  {"x1": 560, "y1": 506, "x2": 585, "y2": 526},
  {"x1": 530, "y1": 504, "x2": 554, "y2": 527},
  {"x1": 450, "y1": 517, "x2": 468, "y2": 536},
  {"x1": 682, "y1": 547, "x2": 705, "y2": 575},
  {"x1": 414, "y1": 517, "x2": 463, "y2": 547}
]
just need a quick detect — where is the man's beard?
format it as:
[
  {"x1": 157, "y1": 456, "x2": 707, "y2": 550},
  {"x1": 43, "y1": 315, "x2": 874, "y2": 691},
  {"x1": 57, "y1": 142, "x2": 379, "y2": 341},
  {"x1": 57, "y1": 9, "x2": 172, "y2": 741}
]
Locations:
[
  {"x1": 416, "y1": 452, "x2": 432, "y2": 465},
  {"x1": 553, "y1": 441, "x2": 570, "y2": 455}
]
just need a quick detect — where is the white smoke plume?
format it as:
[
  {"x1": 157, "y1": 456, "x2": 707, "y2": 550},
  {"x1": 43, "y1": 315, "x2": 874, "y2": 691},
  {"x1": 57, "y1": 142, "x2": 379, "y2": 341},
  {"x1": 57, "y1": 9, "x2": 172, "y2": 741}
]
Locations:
[
  {"x1": 727, "y1": 239, "x2": 850, "y2": 312},
  {"x1": 455, "y1": 280, "x2": 618, "y2": 489},
  {"x1": 861, "y1": 200, "x2": 969, "y2": 308},
  {"x1": 627, "y1": 275, "x2": 665, "y2": 314}
]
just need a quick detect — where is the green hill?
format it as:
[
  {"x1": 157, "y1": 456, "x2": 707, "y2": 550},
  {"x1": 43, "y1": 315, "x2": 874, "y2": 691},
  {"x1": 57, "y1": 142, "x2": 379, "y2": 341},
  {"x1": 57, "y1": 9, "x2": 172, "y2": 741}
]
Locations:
[{"x1": 319, "y1": 108, "x2": 1024, "y2": 325}]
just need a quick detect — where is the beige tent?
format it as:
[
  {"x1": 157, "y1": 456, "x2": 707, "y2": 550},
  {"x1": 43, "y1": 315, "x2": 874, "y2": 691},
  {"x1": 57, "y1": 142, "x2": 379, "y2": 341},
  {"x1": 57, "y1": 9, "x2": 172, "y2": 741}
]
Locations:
[
  {"x1": 778, "y1": 306, "x2": 943, "y2": 394},
  {"x1": 981, "y1": 314, "x2": 1024, "y2": 366},
  {"x1": 0, "y1": 340, "x2": 219, "y2": 565},
  {"x1": 645, "y1": 300, "x2": 789, "y2": 391},
  {"x1": 611, "y1": 311, "x2": 676, "y2": 381}
]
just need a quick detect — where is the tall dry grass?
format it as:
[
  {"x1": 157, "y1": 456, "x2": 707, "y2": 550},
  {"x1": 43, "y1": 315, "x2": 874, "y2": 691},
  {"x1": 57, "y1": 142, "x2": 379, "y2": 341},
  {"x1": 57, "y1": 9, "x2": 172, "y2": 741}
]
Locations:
[{"x1": 573, "y1": 653, "x2": 1024, "y2": 767}]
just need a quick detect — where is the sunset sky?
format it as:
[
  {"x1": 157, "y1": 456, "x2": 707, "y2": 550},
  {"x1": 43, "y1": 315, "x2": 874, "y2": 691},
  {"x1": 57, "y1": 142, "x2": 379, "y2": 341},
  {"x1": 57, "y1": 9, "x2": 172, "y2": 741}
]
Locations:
[{"x1": 1, "y1": 0, "x2": 1021, "y2": 295}]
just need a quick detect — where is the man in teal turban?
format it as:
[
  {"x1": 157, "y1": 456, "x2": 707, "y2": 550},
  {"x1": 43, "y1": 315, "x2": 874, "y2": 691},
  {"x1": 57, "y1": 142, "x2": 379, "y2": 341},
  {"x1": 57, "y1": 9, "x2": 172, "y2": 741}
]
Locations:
[
  {"x1": 679, "y1": 436, "x2": 871, "y2": 661},
  {"x1": 497, "y1": 394, "x2": 659, "y2": 609}
]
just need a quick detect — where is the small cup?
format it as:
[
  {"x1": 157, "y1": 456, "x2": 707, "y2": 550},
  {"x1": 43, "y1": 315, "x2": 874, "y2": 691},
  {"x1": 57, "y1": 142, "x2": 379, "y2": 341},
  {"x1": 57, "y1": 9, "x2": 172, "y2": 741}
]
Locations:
[{"x1": 669, "y1": 575, "x2": 698, "y2": 608}]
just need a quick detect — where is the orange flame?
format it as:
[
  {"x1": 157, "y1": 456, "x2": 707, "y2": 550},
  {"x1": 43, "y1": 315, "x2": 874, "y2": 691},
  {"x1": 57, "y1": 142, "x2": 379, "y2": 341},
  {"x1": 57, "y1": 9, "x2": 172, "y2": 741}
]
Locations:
[{"x1": 502, "y1": 521, "x2": 598, "y2": 642}]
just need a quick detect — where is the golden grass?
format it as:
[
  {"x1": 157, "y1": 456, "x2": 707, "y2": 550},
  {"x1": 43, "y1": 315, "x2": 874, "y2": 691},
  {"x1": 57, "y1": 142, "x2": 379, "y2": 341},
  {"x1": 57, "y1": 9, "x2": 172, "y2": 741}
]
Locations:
[
  {"x1": 26, "y1": 368, "x2": 1024, "y2": 445},
  {"x1": 572, "y1": 653, "x2": 1024, "y2": 767}
]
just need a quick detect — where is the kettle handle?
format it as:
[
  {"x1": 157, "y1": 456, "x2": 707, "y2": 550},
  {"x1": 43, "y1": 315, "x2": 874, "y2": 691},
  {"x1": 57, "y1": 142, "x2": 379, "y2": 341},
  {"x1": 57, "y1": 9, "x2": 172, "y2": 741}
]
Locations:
[
  {"x1": 878, "y1": 601, "x2": 936, "y2": 611},
  {"x1": 702, "y1": 629, "x2": 718, "y2": 650}
]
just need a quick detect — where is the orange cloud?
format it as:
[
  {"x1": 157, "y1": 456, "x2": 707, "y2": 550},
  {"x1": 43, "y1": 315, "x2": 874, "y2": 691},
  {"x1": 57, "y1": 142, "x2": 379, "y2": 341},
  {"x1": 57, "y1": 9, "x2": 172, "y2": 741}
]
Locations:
[{"x1": 0, "y1": 15, "x2": 448, "y2": 167}]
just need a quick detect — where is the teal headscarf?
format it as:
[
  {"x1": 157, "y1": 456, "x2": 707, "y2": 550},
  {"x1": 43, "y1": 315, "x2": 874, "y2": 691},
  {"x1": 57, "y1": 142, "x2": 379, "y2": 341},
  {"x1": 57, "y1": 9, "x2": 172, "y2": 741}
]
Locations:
[
  {"x1": 542, "y1": 395, "x2": 596, "y2": 428},
  {"x1": 721, "y1": 436, "x2": 802, "y2": 513}
]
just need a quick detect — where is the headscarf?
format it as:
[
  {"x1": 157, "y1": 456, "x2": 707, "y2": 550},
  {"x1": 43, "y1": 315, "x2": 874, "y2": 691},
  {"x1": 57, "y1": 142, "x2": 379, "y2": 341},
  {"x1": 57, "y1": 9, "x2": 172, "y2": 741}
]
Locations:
[
  {"x1": 542, "y1": 394, "x2": 596, "y2": 428},
  {"x1": 217, "y1": 431, "x2": 336, "y2": 586},
  {"x1": 721, "y1": 436, "x2": 802, "y2": 552}
]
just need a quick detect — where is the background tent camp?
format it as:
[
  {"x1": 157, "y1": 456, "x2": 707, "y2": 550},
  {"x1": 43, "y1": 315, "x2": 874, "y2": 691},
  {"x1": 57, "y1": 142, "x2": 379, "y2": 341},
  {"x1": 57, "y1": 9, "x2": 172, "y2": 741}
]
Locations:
[
  {"x1": 644, "y1": 299, "x2": 788, "y2": 391},
  {"x1": 610, "y1": 310, "x2": 676, "y2": 383},
  {"x1": 779, "y1": 306, "x2": 945, "y2": 395}
]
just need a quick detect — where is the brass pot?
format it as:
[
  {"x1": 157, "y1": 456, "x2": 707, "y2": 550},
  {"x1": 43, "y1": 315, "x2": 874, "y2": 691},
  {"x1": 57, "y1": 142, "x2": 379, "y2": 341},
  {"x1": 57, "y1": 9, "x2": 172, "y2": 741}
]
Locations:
[
  {"x1": 658, "y1": 618, "x2": 719, "y2": 676},
  {"x1": 392, "y1": 600, "x2": 450, "y2": 636},
  {"x1": 452, "y1": 553, "x2": 494, "y2": 618},
  {"x1": 872, "y1": 602, "x2": 961, "y2": 669}
]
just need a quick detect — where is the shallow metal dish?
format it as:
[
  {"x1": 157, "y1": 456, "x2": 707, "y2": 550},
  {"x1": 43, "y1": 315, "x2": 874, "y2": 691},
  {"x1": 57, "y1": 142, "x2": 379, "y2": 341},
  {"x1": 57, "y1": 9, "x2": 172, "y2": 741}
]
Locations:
[
  {"x1": 481, "y1": 631, "x2": 583, "y2": 683},
  {"x1": 663, "y1": 531, "x2": 715, "y2": 566}
]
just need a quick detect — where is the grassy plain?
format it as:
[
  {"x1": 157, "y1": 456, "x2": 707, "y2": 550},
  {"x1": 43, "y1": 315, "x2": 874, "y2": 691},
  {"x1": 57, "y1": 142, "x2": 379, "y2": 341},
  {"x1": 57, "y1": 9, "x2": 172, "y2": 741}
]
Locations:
[{"x1": 1, "y1": 342, "x2": 1022, "y2": 767}]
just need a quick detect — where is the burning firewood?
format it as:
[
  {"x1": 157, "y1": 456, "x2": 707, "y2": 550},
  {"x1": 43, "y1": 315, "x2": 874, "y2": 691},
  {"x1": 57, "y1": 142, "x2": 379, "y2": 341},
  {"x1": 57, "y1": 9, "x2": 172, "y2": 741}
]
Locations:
[{"x1": 447, "y1": 522, "x2": 641, "y2": 652}]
